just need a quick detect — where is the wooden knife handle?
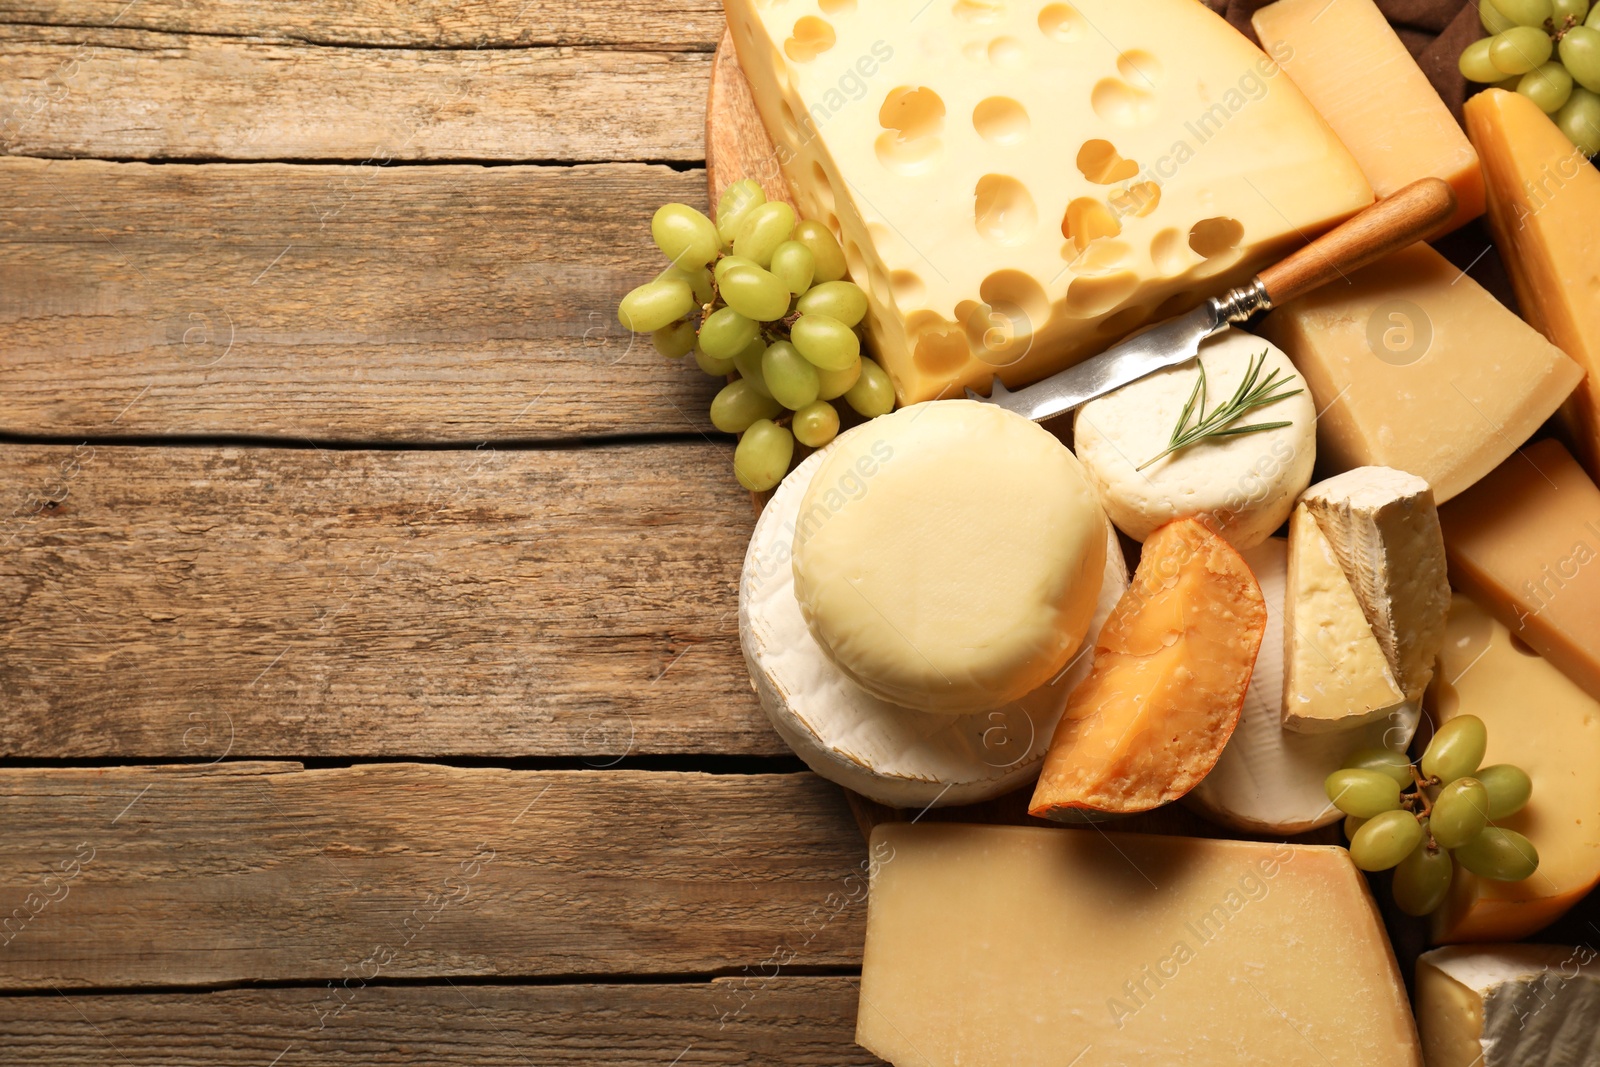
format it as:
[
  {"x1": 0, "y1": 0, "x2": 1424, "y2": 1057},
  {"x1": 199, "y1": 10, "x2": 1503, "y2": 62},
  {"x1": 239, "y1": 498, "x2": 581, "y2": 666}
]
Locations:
[{"x1": 1257, "y1": 177, "x2": 1456, "y2": 309}]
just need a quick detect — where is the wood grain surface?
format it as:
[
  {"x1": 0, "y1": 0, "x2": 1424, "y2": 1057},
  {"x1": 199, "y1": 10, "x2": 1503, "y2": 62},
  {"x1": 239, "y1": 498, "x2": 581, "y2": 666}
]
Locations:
[
  {"x1": 705, "y1": 28, "x2": 796, "y2": 211},
  {"x1": 0, "y1": 978, "x2": 876, "y2": 1065},
  {"x1": 0, "y1": 763, "x2": 866, "y2": 989},
  {"x1": 0, "y1": 444, "x2": 781, "y2": 759},
  {"x1": 0, "y1": 158, "x2": 726, "y2": 442},
  {"x1": 0, "y1": 25, "x2": 707, "y2": 161}
]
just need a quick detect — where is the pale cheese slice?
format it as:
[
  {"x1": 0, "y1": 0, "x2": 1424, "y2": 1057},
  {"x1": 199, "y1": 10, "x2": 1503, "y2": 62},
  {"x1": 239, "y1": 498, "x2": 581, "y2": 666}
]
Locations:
[
  {"x1": 1282, "y1": 502, "x2": 1407, "y2": 733},
  {"x1": 1299, "y1": 467, "x2": 1449, "y2": 701},
  {"x1": 740, "y1": 431, "x2": 1128, "y2": 809},
  {"x1": 857, "y1": 823, "x2": 1422, "y2": 1066},
  {"x1": 1188, "y1": 536, "x2": 1419, "y2": 832},
  {"x1": 1417, "y1": 945, "x2": 1600, "y2": 1067}
]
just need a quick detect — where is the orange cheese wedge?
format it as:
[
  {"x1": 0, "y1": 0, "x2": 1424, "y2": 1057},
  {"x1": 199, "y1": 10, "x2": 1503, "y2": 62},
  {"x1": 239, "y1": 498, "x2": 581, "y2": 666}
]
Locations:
[{"x1": 1030, "y1": 518, "x2": 1267, "y2": 817}]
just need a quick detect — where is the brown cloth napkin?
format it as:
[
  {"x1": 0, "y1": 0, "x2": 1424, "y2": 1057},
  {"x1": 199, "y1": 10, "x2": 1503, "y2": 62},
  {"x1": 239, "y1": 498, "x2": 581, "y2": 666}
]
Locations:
[{"x1": 1206, "y1": 0, "x2": 1480, "y2": 122}]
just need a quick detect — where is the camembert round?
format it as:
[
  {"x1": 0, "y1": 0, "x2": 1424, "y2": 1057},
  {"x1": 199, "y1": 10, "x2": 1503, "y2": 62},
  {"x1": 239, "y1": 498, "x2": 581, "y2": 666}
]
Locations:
[{"x1": 791, "y1": 400, "x2": 1108, "y2": 715}]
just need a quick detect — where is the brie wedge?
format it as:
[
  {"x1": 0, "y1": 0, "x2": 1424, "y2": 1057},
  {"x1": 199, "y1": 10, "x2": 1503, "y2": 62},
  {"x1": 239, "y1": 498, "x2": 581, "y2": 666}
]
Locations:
[
  {"x1": 741, "y1": 433, "x2": 1128, "y2": 809},
  {"x1": 1417, "y1": 945, "x2": 1600, "y2": 1067}
]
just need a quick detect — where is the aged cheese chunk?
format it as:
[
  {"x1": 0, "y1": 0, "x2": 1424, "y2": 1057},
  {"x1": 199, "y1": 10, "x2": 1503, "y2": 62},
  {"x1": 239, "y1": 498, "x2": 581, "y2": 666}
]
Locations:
[
  {"x1": 1073, "y1": 327, "x2": 1315, "y2": 549},
  {"x1": 1417, "y1": 945, "x2": 1600, "y2": 1067},
  {"x1": 857, "y1": 823, "x2": 1422, "y2": 1066},
  {"x1": 1430, "y1": 592, "x2": 1600, "y2": 944},
  {"x1": 1029, "y1": 517, "x2": 1266, "y2": 816},
  {"x1": 1282, "y1": 502, "x2": 1406, "y2": 733},
  {"x1": 1257, "y1": 243, "x2": 1581, "y2": 503},
  {"x1": 1465, "y1": 89, "x2": 1600, "y2": 478},
  {"x1": 722, "y1": 0, "x2": 1373, "y2": 405},
  {"x1": 1190, "y1": 537, "x2": 1420, "y2": 833},
  {"x1": 1252, "y1": 0, "x2": 1484, "y2": 234},
  {"x1": 741, "y1": 435, "x2": 1129, "y2": 808},
  {"x1": 1299, "y1": 467, "x2": 1449, "y2": 702},
  {"x1": 1439, "y1": 439, "x2": 1600, "y2": 706},
  {"x1": 792, "y1": 400, "x2": 1107, "y2": 715}
]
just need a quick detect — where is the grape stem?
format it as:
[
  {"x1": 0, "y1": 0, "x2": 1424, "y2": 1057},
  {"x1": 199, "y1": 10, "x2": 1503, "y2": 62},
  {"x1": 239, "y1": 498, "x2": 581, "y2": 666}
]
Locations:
[
  {"x1": 1408, "y1": 764, "x2": 1442, "y2": 851},
  {"x1": 1548, "y1": 14, "x2": 1580, "y2": 41}
]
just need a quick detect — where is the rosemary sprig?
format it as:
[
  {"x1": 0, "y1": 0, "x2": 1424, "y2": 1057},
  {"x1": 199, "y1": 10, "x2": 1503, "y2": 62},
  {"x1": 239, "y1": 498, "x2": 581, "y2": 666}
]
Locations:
[{"x1": 1137, "y1": 349, "x2": 1303, "y2": 471}]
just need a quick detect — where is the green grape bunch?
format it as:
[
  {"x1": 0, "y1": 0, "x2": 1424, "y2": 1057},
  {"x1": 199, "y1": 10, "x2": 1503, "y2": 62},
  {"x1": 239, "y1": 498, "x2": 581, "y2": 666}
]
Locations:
[
  {"x1": 616, "y1": 179, "x2": 896, "y2": 492},
  {"x1": 1462, "y1": 0, "x2": 1600, "y2": 156},
  {"x1": 1325, "y1": 715, "x2": 1539, "y2": 918}
]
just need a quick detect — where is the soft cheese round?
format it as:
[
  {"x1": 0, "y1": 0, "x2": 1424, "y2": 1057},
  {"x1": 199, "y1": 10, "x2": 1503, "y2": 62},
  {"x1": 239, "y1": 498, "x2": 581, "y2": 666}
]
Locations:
[
  {"x1": 1073, "y1": 327, "x2": 1315, "y2": 550},
  {"x1": 741, "y1": 434, "x2": 1129, "y2": 808},
  {"x1": 791, "y1": 400, "x2": 1108, "y2": 715}
]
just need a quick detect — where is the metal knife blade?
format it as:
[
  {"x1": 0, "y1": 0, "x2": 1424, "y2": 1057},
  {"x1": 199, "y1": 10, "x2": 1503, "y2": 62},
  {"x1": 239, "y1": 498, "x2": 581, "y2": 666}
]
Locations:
[{"x1": 964, "y1": 279, "x2": 1270, "y2": 423}]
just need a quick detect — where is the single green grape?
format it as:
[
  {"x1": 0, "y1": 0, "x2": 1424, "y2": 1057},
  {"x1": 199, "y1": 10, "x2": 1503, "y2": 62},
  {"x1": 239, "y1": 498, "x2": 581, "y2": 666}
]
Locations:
[
  {"x1": 1488, "y1": 0, "x2": 1553, "y2": 26},
  {"x1": 1456, "y1": 827, "x2": 1540, "y2": 881},
  {"x1": 1476, "y1": 764, "x2": 1534, "y2": 819},
  {"x1": 791, "y1": 314, "x2": 862, "y2": 371},
  {"x1": 694, "y1": 343, "x2": 736, "y2": 377},
  {"x1": 618, "y1": 277, "x2": 696, "y2": 333},
  {"x1": 1491, "y1": 26, "x2": 1555, "y2": 75},
  {"x1": 719, "y1": 264, "x2": 793, "y2": 322},
  {"x1": 714, "y1": 255, "x2": 759, "y2": 286},
  {"x1": 697, "y1": 306, "x2": 759, "y2": 360},
  {"x1": 792, "y1": 400, "x2": 841, "y2": 448},
  {"x1": 651, "y1": 203, "x2": 720, "y2": 269},
  {"x1": 1560, "y1": 26, "x2": 1600, "y2": 92},
  {"x1": 652, "y1": 320, "x2": 697, "y2": 359},
  {"x1": 1557, "y1": 86, "x2": 1600, "y2": 155},
  {"x1": 1591, "y1": 0, "x2": 1600, "y2": 24},
  {"x1": 716, "y1": 180, "x2": 766, "y2": 244},
  {"x1": 815, "y1": 357, "x2": 862, "y2": 400},
  {"x1": 1392, "y1": 839, "x2": 1454, "y2": 917},
  {"x1": 1324, "y1": 768, "x2": 1404, "y2": 818},
  {"x1": 734, "y1": 419, "x2": 795, "y2": 492},
  {"x1": 794, "y1": 220, "x2": 848, "y2": 283},
  {"x1": 732, "y1": 201, "x2": 798, "y2": 268},
  {"x1": 1431, "y1": 777, "x2": 1491, "y2": 850},
  {"x1": 1342, "y1": 747, "x2": 1415, "y2": 788},
  {"x1": 1349, "y1": 809, "x2": 1425, "y2": 872},
  {"x1": 1344, "y1": 814, "x2": 1369, "y2": 840},
  {"x1": 1483, "y1": 0, "x2": 1521, "y2": 31},
  {"x1": 732, "y1": 338, "x2": 773, "y2": 398},
  {"x1": 798, "y1": 280, "x2": 870, "y2": 327},
  {"x1": 709, "y1": 378, "x2": 781, "y2": 433},
  {"x1": 762, "y1": 340, "x2": 821, "y2": 411},
  {"x1": 1553, "y1": 0, "x2": 1591, "y2": 25},
  {"x1": 1423, "y1": 715, "x2": 1488, "y2": 783},
  {"x1": 656, "y1": 265, "x2": 714, "y2": 305},
  {"x1": 845, "y1": 358, "x2": 896, "y2": 417},
  {"x1": 770, "y1": 241, "x2": 816, "y2": 296},
  {"x1": 1460, "y1": 37, "x2": 1506, "y2": 83},
  {"x1": 1520, "y1": 61, "x2": 1576, "y2": 111}
]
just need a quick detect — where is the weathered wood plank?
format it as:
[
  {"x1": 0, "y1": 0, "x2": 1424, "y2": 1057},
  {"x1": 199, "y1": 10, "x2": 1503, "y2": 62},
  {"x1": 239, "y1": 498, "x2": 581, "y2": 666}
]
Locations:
[
  {"x1": 0, "y1": 158, "x2": 724, "y2": 441},
  {"x1": 0, "y1": 25, "x2": 706, "y2": 161},
  {"x1": 0, "y1": 0, "x2": 726, "y2": 49},
  {"x1": 0, "y1": 444, "x2": 776, "y2": 759},
  {"x1": 0, "y1": 977, "x2": 880, "y2": 1065},
  {"x1": 0, "y1": 764, "x2": 867, "y2": 989}
]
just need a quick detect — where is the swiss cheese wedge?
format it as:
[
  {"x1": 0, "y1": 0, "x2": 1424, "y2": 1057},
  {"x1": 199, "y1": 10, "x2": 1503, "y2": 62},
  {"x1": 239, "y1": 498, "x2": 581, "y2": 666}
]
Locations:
[{"x1": 1029, "y1": 517, "x2": 1266, "y2": 817}]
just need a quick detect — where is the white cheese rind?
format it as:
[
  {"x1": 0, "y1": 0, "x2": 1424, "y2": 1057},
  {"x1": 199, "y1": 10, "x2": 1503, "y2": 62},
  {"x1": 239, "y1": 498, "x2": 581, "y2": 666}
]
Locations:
[
  {"x1": 1300, "y1": 466, "x2": 1450, "y2": 700},
  {"x1": 741, "y1": 433, "x2": 1128, "y2": 808},
  {"x1": 1073, "y1": 328, "x2": 1315, "y2": 550},
  {"x1": 792, "y1": 400, "x2": 1108, "y2": 714},
  {"x1": 1418, "y1": 945, "x2": 1600, "y2": 1067},
  {"x1": 1187, "y1": 537, "x2": 1419, "y2": 834}
]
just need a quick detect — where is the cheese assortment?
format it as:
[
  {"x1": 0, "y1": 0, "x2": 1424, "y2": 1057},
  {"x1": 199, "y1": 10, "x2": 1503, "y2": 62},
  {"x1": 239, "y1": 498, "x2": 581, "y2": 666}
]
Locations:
[
  {"x1": 1073, "y1": 327, "x2": 1315, "y2": 549},
  {"x1": 721, "y1": 0, "x2": 1373, "y2": 405},
  {"x1": 1416, "y1": 945, "x2": 1600, "y2": 1067}
]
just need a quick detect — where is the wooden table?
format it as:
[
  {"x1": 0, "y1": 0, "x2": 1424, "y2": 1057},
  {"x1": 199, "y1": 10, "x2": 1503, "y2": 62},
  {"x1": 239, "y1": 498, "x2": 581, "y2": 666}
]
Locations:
[{"x1": 0, "y1": 2, "x2": 882, "y2": 1061}]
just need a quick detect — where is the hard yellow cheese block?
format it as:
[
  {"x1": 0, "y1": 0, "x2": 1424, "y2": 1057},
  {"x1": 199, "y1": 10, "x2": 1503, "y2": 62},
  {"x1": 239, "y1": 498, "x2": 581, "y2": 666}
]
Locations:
[
  {"x1": 1466, "y1": 89, "x2": 1600, "y2": 479},
  {"x1": 1430, "y1": 593, "x2": 1600, "y2": 944},
  {"x1": 1253, "y1": 0, "x2": 1484, "y2": 234},
  {"x1": 857, "y1": 823, "x2": 1421, "y2": 1065},
  {"x1": 1258, "y1": 243, "x2": 1581, "y2": 503},
  {"x1": 723, "y1": 0, "x2": 1372, "y2": 404}
]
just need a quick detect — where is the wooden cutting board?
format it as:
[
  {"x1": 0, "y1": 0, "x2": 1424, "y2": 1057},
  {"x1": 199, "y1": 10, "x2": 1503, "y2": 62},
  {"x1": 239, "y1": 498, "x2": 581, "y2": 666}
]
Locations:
[{"x1": 702, "y1": 29, "x2": 1337, "y2": 847}]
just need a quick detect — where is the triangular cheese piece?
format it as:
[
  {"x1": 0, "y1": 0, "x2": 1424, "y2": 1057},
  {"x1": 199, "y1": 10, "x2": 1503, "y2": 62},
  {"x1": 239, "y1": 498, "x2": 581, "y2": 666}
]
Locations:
[
  {"x1": 1300, "y1": 467, "x2": 1450, "y2": 701},
  {"x1": 1465, "y1": 89, "x2": 1600, "y2": 478},
  {"x1": 1282, "y1": 504, "x2": 1406, "y2": 733}
]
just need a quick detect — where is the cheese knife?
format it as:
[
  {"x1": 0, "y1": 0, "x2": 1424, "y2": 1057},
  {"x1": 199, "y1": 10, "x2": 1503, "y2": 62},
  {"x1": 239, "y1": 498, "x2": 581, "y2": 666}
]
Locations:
[{"x1": 964, "y1": 177, "x2": 1457, "y2": 421}]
